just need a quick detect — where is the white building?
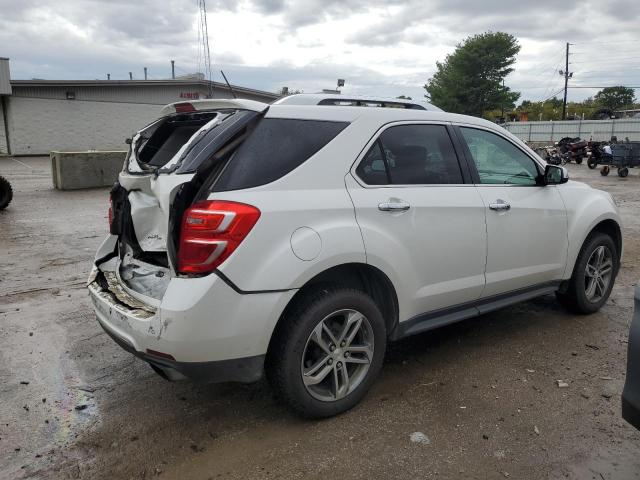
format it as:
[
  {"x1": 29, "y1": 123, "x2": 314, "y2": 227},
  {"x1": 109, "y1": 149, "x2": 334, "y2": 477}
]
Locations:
[{"x1": 0, "y1": 59, "x2": 278, "y2": 155}]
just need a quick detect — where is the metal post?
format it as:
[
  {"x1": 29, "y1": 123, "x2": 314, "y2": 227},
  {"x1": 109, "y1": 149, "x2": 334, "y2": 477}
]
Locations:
[
  {"x1": 578, "y1": 117, "x2": 582, "y2": 138},
  {"x1": 550, "y1": 120, "x2": 555, "y2": 143},
  {"x1": 129, "y1": 72, "x2": 132, "y2": 80},
  {"x1": 171, "y1": 60, "x2": 175, "y2": 79},
  {"x1": 611, "y1": 118, "x2": 615, "y2": 140},
  {"x1": 562, "y1": 42, "x2": 570, "y2": 120},
  {"x1": 528, "y1": 122, "x2": 533, "y2": 142},
  {"x1": 144, "y1": 67, "x2": 147, "y2": 80},
  {"x1": 107, "y1": 73, "x2": 110, "y2": 80}
]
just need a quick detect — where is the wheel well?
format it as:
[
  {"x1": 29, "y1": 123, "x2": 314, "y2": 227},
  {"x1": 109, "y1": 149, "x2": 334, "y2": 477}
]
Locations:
[
  {"x1": 269, "y1": 263, "x2": 399, "y2": 348},
  {"x1": 590, "y1": 219, "x2": 622, "y2": 261}
]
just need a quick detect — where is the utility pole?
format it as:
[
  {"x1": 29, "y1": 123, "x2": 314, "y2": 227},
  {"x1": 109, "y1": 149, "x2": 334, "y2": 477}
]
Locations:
[
  {"x1": 129, "y1": 72, "x2": 133, "y2": 80},
  {"x1": 144, "y1": 67, "x2": 148, "y2": 80},
  {"x1": 560, "y1": 42, "x2": 573, "y2": 120},
  {"x1": 171, "y1": 60, "x2": 175, "y2": 79}
]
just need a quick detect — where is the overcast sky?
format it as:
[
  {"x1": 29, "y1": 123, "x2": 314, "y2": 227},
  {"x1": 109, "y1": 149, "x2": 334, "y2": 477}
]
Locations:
[{"x1": 1, "y1": 0, "x2": 639, "y2": 104}]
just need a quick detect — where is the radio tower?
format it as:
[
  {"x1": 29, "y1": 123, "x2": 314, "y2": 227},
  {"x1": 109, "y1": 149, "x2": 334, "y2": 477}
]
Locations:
[{"x1": 198, "y1": 0, "x2": 214, "y2": 98}]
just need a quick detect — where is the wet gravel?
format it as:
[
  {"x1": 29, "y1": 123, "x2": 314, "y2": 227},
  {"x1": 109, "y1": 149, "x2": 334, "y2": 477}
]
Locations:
[{"x1": 1, "y1": 157, "x2": 639, "y2": 479}]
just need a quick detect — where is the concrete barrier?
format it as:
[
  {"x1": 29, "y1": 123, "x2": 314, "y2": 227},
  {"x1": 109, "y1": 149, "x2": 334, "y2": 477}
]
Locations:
[{"x1": 51, "y1": 151, "x2": 126, "y2": 190}]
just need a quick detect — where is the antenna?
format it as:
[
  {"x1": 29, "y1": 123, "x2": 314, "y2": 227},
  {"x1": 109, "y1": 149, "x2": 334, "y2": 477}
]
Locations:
[{"x1": 220, "y1": 70, "x2": 237, "y2": 99}]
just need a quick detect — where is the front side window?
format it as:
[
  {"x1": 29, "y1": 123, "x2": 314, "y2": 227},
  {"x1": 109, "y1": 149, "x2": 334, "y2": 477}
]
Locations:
[
  {"x1": 460, "y1": 127, "x2": 540, "y2": 185},
  {"x1": 356, "y1": 124, "x2": 463, "y2": 185}
]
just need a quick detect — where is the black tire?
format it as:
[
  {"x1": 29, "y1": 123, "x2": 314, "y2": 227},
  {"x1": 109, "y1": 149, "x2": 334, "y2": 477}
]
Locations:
[
  {"x1": 0, "y1": 176, "x2": 12, "y2": 211},
  {"x1": 618, "y1": 167, "x2": 629, "y2": 178},
  {"x1": 575, "y1": 157, "x2": 583, "y2": 165},
  {"x1": 556, "y1": 232, "x2": 618, "y2": 314},
  {"x1": 601, "y1": 166, "x2": 610, "y2": 176},
  {"x1": 266, "y1": 287, "x2": 387, "y2": 418},
  {"x1": 587, "y1": 158, "x2": 597, "y2": 169}
]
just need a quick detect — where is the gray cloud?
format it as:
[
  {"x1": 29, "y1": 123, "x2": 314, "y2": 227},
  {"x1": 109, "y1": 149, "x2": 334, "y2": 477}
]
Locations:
[{"x1": 0, "y1": 0, "x2": 637, "y2": 102}]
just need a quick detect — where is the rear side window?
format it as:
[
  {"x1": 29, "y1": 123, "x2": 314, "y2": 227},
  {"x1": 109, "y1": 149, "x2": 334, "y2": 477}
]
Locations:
[
  {"x1": 356, "y1": 124, "x2": 463, "y2": 185},
  {"x1": 213, "y1": 118, "x2": 349, "y2": 191}
]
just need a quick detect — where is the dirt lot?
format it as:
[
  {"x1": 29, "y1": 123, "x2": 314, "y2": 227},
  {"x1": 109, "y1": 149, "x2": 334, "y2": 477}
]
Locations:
[{"x1": 1, "y1": 156, "x2": 640, "y2": 480}]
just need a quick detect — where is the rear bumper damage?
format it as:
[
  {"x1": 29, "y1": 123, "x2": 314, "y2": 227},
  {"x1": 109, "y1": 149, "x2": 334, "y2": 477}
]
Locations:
[
  {"x1": 96, "y1": 314, "x2": 265, "y2": 383},
  {"x1": 88, "y1": 239, "x2": 297, "y2": 383}
]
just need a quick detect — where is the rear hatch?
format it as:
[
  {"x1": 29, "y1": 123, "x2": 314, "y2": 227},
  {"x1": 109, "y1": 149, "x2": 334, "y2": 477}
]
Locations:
[{"x1": 106, "y1": 100, "x2": 268, "y2": 302}]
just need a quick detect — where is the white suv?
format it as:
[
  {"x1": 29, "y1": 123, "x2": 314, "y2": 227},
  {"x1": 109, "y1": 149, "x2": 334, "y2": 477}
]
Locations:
[{"x1": 89, "y1": 99, "x2": 622, "y2": 417}]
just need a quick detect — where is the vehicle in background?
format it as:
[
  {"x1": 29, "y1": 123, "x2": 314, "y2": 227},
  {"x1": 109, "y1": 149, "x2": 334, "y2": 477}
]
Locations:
[
  {"x1": 557, "y1": 137, "x2": 588, "y2": 164},
  {"x1": 0, "y1": 175, "x2": 12, "y2": 210},
  {"x1": 623, "y1": 287, "x2": 640, "y2": 430},
  {"x1": 88, "y1": 99, "x2": 622, "y2": 417}
]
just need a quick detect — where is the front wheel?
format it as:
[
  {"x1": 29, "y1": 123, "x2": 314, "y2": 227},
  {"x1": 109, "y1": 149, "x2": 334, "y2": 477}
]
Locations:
[
  {"x1": 575, "y1": 157, "x2": 583, "y2": 164},
  {"x1": 601, "y1": 166, "x2": 610, "y2": 176},
  {"x1": 267, "y1": 288, "x2": 386, "y2": 418},
  {"x1": 619, "y1": 167, "x2": 629, "y2": 177},
  {"x1": 557, "y1": 232, "x2": 618, "y2": 314},
  {"x1": 587, "y1": 158, "x2": 597, "y2": 169}
]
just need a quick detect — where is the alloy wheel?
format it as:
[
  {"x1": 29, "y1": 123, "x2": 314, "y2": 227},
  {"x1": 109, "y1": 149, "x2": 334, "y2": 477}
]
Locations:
[
  {"x1": 300, "y1": 309, "x2": 374, "y2": 402},
  {"x1": 584, "y1": 245, "x2": 613, "y2": 303}
]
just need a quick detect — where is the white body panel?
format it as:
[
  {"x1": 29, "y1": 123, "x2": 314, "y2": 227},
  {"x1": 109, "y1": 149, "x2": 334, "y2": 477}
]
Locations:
[
  {"x1": 475, "y1": 184, "x2": 568, "y2": 297},
  {"x1": 345, "y1": 175, "x2": 486, "y2": 321}
]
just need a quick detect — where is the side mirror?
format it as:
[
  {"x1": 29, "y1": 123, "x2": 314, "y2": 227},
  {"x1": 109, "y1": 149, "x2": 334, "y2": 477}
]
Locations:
[
  {"x1": 125, "y1": 138, "x2": 132, "y2": 145},
  {"x1": 544, "y1": 164, "x2": 569, "y2": 185}
]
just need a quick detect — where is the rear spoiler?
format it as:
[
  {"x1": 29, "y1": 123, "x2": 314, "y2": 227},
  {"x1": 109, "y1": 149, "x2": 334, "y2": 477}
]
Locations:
[{"x1": 160, "y1": 99, "x2": 269, "y2": 116}]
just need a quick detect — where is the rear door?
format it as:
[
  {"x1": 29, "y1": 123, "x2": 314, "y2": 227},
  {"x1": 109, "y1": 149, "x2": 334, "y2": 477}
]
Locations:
[
  {"x1": 346, "y1": 122, "x2": 487, "y2": 321},
  {"x1": 455, "y1": 125, "x2": 568, "y2": 297}
]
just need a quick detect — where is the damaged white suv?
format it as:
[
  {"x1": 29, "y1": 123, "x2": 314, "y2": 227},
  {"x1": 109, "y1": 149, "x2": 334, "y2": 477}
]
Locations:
[{"x1": 89, "y1": 98, "x2": 622, "y2": 417}]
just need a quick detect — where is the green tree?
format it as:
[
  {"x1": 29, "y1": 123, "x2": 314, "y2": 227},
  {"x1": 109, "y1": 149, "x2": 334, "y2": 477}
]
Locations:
[
  {"x1": 424, "y1": 32, "x2": 521, "y2": 117},
  {"x1": 594, "y1": 86, "x2": 636, "y2": 111}
]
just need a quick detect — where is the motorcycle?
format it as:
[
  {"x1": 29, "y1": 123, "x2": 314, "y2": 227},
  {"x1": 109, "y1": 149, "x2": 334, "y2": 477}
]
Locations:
[
  {"x1": 557, "y1": 137, "x2": 588, "y2": 164},
  {"x1": 0, "y1": 175, "x2": 12, "y2": 210}
]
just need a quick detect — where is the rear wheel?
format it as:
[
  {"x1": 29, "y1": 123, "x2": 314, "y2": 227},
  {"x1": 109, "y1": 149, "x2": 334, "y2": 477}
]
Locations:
[
  {"x1": 587, "y1": 158, "x2": 598, "y2": 169},
  {"x1": 0, "y1": 176, "x2": 12, "y2": 210},
  {"x1": 267, "y1": 288, "x2": 386, "y2": 418},
  {"x1": 557, "y1": 232, "x2": 618, "y2": 314},
  {"x1": 619, "y1": 167, "x2": 629, "y2": 177},
  {"x1": 575, "y1": 157, "x2": 583, "y2": 164}
]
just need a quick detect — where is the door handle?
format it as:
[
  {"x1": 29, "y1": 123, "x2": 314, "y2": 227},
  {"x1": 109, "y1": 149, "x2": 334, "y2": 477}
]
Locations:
[
  {"x1": 378, "y1": 201, "x2": 410, "y2": 212},
  {"x1": 489, "y1": 199, "x2": 511, "y2": 211}
]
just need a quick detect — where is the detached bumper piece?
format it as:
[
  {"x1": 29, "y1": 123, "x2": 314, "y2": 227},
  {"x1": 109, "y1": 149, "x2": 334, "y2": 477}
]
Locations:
[{"x1": 622, "y1": 287, "x2": 640, "y2": 430}]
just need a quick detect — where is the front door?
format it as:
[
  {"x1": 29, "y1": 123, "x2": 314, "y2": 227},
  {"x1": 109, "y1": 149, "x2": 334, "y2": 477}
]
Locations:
[
  {"x1": 346, "y1": 123, "x2": 487, "y2": 321},
  {"x1": 456, "y1": 126, "x2": 568, "y2": 297}
]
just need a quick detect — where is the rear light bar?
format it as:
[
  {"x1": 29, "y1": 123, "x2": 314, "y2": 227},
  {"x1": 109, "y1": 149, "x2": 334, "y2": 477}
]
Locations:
[
  {"x1": 177, "y1": 200, "x2": 260, "y2": 274},
  {"x1": 174, "y1": 102, "x2": 196, "y2": 113}
]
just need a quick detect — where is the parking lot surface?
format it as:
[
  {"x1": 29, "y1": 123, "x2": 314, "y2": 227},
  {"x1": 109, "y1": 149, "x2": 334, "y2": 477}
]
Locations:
[{"x1": 1, "y1": 156, "x2": 640, "y2": 479}]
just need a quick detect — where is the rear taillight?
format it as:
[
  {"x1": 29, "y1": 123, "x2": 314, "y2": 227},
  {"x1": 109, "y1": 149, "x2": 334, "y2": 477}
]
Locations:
[{"x1": 178, "y1": 200, "x2": 260, "y2": 274}]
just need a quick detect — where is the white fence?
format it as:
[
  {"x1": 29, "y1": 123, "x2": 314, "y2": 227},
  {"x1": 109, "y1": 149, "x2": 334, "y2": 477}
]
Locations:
[{"x1": 503, "y1": 119, "x2": 640, "y2": 143}]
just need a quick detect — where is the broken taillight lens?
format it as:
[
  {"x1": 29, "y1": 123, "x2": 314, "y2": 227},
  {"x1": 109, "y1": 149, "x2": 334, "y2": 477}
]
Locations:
[{"x1": 177, "y1": 200, "x2": 260, "y2": 275}]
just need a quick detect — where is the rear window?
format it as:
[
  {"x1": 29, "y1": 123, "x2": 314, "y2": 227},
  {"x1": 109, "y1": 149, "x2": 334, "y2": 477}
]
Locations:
[
  {"x1": 135, "y1": 112, "x2": 218, "y2": 168},
  {"x1": 213, "y1": 118, "x2": 349, "y2": 191}
]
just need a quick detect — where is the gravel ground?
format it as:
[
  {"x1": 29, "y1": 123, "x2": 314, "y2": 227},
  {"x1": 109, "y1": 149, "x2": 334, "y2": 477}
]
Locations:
[{"x1": 1, "y1": 156, "x2": 639, "y2": 480}]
